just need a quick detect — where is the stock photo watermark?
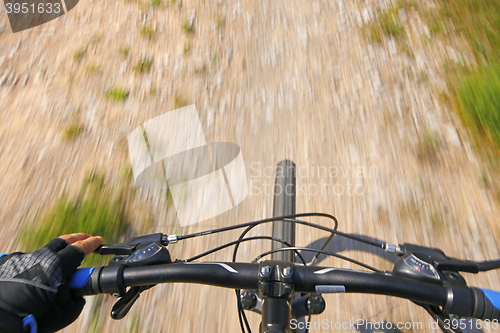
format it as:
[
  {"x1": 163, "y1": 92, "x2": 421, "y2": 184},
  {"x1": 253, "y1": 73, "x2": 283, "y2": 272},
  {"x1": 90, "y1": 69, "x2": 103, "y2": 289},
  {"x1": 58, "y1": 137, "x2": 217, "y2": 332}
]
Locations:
[
  {"x1": 128, "y1": 105, "x2": 248, "y2": 227},
  {"x1": 249, "y1": 162, "x2": 378, "y2": 197},
  {"x1": 2, "y1": 0, "x2": 79, "y2": 32},
  {"x1": 127, "y1": 105, "x2": 379, "y2": 227},
  {"x1": 290, "y1": 318, "x2": 498, "y2": 331}
]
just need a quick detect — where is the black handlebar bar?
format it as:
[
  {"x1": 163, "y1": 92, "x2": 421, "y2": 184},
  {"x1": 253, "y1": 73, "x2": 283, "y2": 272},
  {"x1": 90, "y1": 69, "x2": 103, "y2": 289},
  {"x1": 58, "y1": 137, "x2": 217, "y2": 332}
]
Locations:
[
  {"x1": 76, "y1": 262, "x2": 500, "y2": 322},
  {"x1": 78, "y1": 262, "x2": 449, "y2": 303},
  {"x1": 73, "y1": 261, "x2": 500, "y2": 330}
]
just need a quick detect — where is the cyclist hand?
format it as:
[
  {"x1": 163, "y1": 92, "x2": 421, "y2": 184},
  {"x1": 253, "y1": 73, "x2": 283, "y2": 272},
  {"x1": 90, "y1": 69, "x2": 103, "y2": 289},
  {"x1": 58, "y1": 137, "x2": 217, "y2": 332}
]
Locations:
[{"x1": 0, "y1": 233, "x2": 102, "y2": 333}]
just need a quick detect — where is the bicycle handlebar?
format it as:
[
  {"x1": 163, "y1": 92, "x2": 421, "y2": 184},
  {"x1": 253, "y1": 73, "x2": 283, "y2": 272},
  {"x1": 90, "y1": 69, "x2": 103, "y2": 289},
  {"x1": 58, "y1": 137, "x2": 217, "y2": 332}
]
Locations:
[
  {"x1": 70, "y1": 262, "x2": 500, "y2": 322},
  {"x1": 68, "y1": 260, "x2": 500, "y2": 330},
  {"x1": 76, "y1": 262, "x2": 449, "y2": 299}
]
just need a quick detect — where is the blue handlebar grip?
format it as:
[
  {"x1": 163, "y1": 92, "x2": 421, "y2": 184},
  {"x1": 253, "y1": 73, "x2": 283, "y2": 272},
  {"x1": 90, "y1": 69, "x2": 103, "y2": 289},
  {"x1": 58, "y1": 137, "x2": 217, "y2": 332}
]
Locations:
[
  {"x1": 471, "y1": 287, "x2": 500, "y2": 320},
  {"x1": 482, "y1": 289, "x2": 500, "y2": 310},
  {"x1": 69, "y1": 267, "x2": 95, "y2": 289}
]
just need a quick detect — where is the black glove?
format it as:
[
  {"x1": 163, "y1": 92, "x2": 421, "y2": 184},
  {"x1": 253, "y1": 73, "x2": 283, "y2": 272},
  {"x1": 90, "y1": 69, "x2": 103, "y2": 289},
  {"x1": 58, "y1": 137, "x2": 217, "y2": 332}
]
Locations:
[{"x1": 0, "y1": 238, "x2": 86, "y2": 333}]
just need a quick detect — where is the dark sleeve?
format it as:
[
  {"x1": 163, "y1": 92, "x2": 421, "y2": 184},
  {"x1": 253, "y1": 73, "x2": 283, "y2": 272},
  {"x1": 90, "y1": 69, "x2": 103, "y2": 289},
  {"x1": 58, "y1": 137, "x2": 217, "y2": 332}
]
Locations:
[{"x1": 0, "y1": 253, "x2": 27, "y2": 333}]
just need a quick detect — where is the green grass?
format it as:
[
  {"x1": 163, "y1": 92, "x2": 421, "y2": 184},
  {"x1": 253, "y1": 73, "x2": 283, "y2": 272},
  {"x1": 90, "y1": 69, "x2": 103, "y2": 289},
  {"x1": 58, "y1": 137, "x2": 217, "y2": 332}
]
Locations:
[
  {"x1": 365, "y1": 24, "x2": 382, "y2": 43},
  {"x1": 423, "y1": 11, "x2": 445, "y2": 36},
  {"x1": 91, "y1": 33, "x2": 103, "y2": 44},
  {"x1": 430, "y1": 207, "x2": 445, "y2": 229},
  {"x1": 120, "y1": 162, "x2": 133, "y2": 181},
  {"x1": 89, "y1": 296, "x2": 107, "y2": 331},
  {"x1": 173, "y1": 93, "x2": 188, "y2": 108},
  {"x1": 417, "y1": 130, "x2": 441, "y2": 162},
  {"x1": 140, "y1": 25, "x2": 155, "y2": 39},
  {"x1": 151, "y1": 0, "x2": 161, "y2": 7},
  {"x1": 183, "y1": 41, "x2": 190, "y2": 55},
  {"x1": 211, "y1": 53, "x2": 218, "y2": 65},
  {"x1": 119, "y1": 46, "x2": 130, "y2": 58},
  {"x1": 39, "y1": 67, "x2": 48, "y2": 80},
  {"x1": 19, "y1": 172, "x2": 131, "y2": 267},
  {"x1": 106, "y1": 87, "x2": 129, "y2": 102},
  {"x1": 216, "y1": 15, "x2": 225, "y2": 30},
  {"x1": 171, "y1": 0, "x2": 181, "y2": 9},
  {"x1": 84, "y1": 62, "x2": 101, "y2": 74},
  {"x1": 456, "y1": 63, "x2": 500, "y2": 149},
  {"x1": 150, "y1": 83, "x2": 157, "y2": 96},
  {"x1": 393, "y1": 0, "x2": 500, "y2": 161},
  {"x1": 419, "y1": 0, "x2": 500, "y2": 153},
  {"x1": 362, "y1": 7, "x2": 405, "y2": 43},
  {"x1": 379, "y1": 9, "x2": 405, "y2": 39},
  {"x1": 73, "y1": 47, "x2": 87, "y2": 61},
  {"x1": 182, "y1": 20, "x2": 193, "y2": 34},
  {"x1": 133, "y1": 57, "x2": 153, "y2": 73},
  {"x1": 63, "y1": 123, "x2": 83, "y2": 140},
  {"x1": 434, "y1": 0, "x2": 500, "y2": 63}
]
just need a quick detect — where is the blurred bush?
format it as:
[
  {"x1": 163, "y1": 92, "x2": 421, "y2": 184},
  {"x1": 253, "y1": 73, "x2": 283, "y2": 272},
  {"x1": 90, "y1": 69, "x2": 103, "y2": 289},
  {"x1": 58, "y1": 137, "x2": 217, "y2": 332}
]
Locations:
[
  {"x1": 430, "y1": 0, "x2": 500, "y2": 152},
  {"x1": 437, "y1": 0, "x2": 500, "y2": 63},
  {"x1": 457, "y1": 64, "x2": 500, "y2": 149},
  {"x1": 20, "y1": 172, "x2": 132, "y2": 266}
]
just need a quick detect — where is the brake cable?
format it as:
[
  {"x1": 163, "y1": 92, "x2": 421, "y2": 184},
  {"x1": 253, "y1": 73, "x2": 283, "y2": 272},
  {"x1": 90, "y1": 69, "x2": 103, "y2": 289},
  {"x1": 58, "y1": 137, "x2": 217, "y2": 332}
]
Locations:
[
  {"x1": 228, "y1": 214, "x2": 340, "y2": 333},
  {"x1": 177, "y1": 213, "x2": 339, "y2": 241},
  {"x1": 184, "y1": 236, "x2": 307, "y2": 264},
  {"x1": 252, "y1": 247, "x2": 383, "y2": 273},
  {"x1": 165, "y1": 213, "x2": 394, "y2": 333}
]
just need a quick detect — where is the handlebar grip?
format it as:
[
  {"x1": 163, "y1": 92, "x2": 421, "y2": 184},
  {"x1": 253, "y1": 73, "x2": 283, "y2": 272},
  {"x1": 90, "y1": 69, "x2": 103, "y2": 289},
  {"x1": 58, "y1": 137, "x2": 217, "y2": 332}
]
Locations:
[
  {"x1": 69, "y1": 266, "x2": 103, "y2": 295},
  {"x1": 69, "y1": 267, "x2": 95, "y2": 289},
  {"x1": 471, "y1": 287, "x2": 500, "y2": 321}
]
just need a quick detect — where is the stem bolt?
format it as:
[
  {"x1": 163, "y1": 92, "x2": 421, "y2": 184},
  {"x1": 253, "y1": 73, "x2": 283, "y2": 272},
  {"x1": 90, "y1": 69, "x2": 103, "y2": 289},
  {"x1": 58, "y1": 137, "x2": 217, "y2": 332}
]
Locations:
[
  {"x1": 282, "y1": 267, "x2": 292, "y2": 277},
  {"x1": 260, "y1": 266, "x2": 270, "y2": 275}
]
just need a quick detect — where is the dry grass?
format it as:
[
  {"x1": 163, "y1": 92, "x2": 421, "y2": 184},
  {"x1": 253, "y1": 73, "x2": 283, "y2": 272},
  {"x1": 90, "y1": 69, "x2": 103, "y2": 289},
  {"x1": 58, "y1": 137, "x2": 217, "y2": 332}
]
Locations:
[{"x1": 173, "y1": 93, "x2": 188, "y2": 108}]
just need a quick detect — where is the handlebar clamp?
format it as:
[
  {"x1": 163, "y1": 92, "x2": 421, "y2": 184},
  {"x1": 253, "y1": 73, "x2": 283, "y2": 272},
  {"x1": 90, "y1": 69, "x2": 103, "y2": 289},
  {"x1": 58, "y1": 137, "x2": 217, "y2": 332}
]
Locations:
[{"x1": 100, "y1": 265, "x2": 127, "y2": 297}]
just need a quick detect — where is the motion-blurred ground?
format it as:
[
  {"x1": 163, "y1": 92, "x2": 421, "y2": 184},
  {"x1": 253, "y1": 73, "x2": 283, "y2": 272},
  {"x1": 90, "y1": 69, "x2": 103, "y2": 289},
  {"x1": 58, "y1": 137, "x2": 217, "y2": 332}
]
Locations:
[{"x1": 0, "y1": 0, "x2": 499, "y2": 332}]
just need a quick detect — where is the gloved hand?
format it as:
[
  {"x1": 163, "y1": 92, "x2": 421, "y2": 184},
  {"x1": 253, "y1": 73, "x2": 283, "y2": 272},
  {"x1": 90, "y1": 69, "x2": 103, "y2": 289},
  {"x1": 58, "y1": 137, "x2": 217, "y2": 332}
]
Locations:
[{"x1": 0, "y1": 234, "x2": 102, "y2": 333}]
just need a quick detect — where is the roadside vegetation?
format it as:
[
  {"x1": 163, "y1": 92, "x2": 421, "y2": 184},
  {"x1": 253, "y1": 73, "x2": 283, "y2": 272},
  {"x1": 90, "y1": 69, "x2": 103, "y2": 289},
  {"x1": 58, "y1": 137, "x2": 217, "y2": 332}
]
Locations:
[
  {"x1": 365, "y1": 1, "x2": 500, "y2": 155},
  {"x1": 63, "y1": 123, "x2": 84, "y2": 140},
  {"x1": 182, "y1": 19, "x2": 193, "y2": 34},
  {"x1": 19, "y1": 172, "x2": 136, "y2": 266},
  {"x1": 119, "y1": 46, "x2": 130, "y2": 58},
  {"x1": 140, "y1": 25, "x2": 155, "y2": 39},
  {"x1": 364, "y1": 0, "x2": 500, "y2": 200},
  {"x1": 73, "y1": 46, "x2": 87, "y2": 62},
  {"x1": 173, "y1": 92, "x2": 188, "y2": 108},
  {"x1": 433, "y1": 1, "x2": 500, "y2": 153},
  {"x1": 133, "y1": 57, "x2": 153, "y2": 73},
  {"x1": 417, "y1": 130, "x2": 441, "y2": 163},
  {"x1": 456, "y1": 64, "x2": 500, "y2": 150},
  {"x1": 106, "y1": 87, "x2": 129, "y2": 102},
  {"x1": 362, "y1": 6, "x2": 405, "y2": 43},
  {"x1": 427, "y1": 0, "x2": 500, "y2": 202}
]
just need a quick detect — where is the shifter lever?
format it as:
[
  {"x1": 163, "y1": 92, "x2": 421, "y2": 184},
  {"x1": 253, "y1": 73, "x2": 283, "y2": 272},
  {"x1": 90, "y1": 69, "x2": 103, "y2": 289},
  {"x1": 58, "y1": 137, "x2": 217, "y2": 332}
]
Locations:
[{"x1": 111, "y1": 285, "x2": 153, "y2": 320}]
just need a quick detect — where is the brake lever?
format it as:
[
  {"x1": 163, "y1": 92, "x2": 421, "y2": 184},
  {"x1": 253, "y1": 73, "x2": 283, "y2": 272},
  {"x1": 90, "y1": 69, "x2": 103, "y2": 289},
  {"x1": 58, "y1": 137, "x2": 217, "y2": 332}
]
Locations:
[
  {"x1": 93, "y1": 233, "x2": 169, "y2": 255},
  {"x1": 95, "y1": 244, "x2": 137, "y2": 256},
  {"x1": 111, "y1": 285, "x2": 154, "y2": 320}
]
